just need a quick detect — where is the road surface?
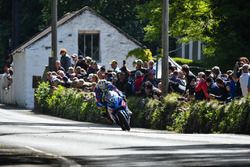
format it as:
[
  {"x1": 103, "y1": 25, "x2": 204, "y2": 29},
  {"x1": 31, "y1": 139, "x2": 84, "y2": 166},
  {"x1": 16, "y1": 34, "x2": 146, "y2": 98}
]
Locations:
[{"x1": 0, "y1": 105, "x2": 250, "y2": 166}]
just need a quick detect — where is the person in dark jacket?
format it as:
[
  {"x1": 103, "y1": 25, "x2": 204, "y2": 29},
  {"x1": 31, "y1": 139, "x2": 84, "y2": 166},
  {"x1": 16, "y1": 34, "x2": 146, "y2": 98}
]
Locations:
[
  {"x1": 210, "y1": 78, "x2": 230, "y2": 102},
  {"x1": 181, "y1": 64, "x2": 197, "y2": 99},
  {"x1": 60, "y1": 48, "x2": 71, "y2": 71}
]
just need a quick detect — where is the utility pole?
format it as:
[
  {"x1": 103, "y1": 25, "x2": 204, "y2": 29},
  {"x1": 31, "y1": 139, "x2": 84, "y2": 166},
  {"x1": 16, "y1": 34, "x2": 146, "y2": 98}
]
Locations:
[
  {"x1": 161, "y1": 0, "x2": 169, "y2": 95},
  {"x1": 49, "y1": 0, "x2": 58, "y2": 71},
  {"x1": 11, "y1": 0, "x2": 20, "y2": 50}
]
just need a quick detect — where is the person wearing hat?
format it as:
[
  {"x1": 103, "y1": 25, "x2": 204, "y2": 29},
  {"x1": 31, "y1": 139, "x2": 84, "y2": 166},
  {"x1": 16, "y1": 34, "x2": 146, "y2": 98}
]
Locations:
[
  {"x1": 110, "y1": 60, "x2": 120, "y2": 73},
  {"x1": 135, "y1": 59, "x2": 147, "y2": 74},
  {"x1": 240, "y1": 64, "x2": 250, "y2": 97},
  {"x1": 60, "y1": 48, "x2": 71, "y2": 71}
]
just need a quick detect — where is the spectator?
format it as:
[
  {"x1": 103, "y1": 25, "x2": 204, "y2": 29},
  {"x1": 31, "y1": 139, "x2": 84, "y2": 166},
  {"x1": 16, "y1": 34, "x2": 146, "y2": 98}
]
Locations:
[
  {"x1": 88, "y1": 73, "x2": 99, "y2": 83},
  {"x1": 115, "y1": 72, "x2": 131, "y2": 96},
  {"x1": 228, "y1": 74, "x2": 242, "y2": 99},
  {"x1": 135, "y1": 59, "x2": 147, "y2": 74},
  {"x1": 195, "y1": 72, "x2": 209, "y2": 100},
  {"x1": 71, "y1": 53, "x2": 78, "y2": 68},
  {"x1": 120, "y1": 60, "x2": 130, "y2": 77},
  {"x1": 85, "y1": 56, "x2": 92, "y2": 66},
  {"x1": 211, "y1": 66, "x2": 221, "y2": 80},
  {"x1": 204, "y1": 70, "x2": 212, "y2": 79},
  {"x1": 143, "y1": 61, "x2": 148, "y2": 69},
  {"x1": 87, "y1": 61, "x2": 99, "y2": 75},
  {"x1": 60, "y1": 48, "x2": 71, "y2": 71},
  {"x1": 210, "y1": 78, "x2": 230, "y2": 102},
  {"x1": 75, "y1": 66, "x2": 86, "y2": 79},
  {"x1": 134, "y1": 70, "x2": 144, "y2": 95},
  {"x1": 110, "y1": 60, "x2": 121, "y2": 73},
  {"x1": 55, "y1": 60, "x2": 65, "y2": 72},
  {"x1": 144, "y1": 70, "x2": 158, "y2": 87},
  {"x1": 143, "y1": 81, "x2": 162, "y2": 100},
  {"x1": 239, "y1": 64, "x2": 250, "y2": 97},
  {"x1": 206, "y1": 77, "x2": 220, "y2": 96},
  {"x1": 97, "y1": 66, "x2": 106, "y2": 79},
  {"x1": 181, "y1": 64, "x2": 197, "y2": 99},
  {"x1": 75, "y1": 55, "x2": 89, "y2": 71},
  {"x1": 148, "y1": 60, "x2": 156, "y2": 78}
]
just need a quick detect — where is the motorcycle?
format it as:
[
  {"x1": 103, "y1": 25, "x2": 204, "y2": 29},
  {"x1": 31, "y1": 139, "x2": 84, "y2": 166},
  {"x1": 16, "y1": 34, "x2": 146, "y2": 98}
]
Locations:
[{"x1": 98, "y1": 90, "x2": 131, "y2": 131}]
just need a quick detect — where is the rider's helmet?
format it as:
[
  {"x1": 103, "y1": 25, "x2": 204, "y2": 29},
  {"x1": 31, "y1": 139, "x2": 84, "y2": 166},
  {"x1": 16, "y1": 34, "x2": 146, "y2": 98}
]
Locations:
[{"x1": 97, "y1": 79, "x2": 108, "y2": 91}]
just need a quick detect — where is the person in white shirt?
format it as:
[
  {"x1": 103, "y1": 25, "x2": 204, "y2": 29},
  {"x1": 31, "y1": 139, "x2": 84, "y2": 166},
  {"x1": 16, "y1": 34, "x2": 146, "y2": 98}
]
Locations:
[{"x1": 239, "y1": 64, "x2": 250, "y2": 97}]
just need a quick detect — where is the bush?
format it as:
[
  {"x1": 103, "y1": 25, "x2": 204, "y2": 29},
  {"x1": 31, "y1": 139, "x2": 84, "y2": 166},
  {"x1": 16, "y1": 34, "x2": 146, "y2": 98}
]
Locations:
[{"x1": 34, "y1": 82, "x2": 51, "y2": 112}]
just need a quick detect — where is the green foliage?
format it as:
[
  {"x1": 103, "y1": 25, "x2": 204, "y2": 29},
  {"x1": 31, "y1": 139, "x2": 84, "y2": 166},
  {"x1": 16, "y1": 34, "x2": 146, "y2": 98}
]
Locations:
[
  {"x1": 34, "y1": 82, "x2": 51, "y2": 111},
  {"x1": 219, "y1": 96, "x2": 250, "y2": 134},
  {"x1": 136, "y1": 0, "x2": 250, "y2": 71},
  {"x1": 127, "y1": 48, "x2": 153, "y2": 62},
  {"x1": 149, "y1": 93, "x2": 181, "y2": 130},
  {"x1": 183, "y1": 100, "x2": 224, "y2": 133},
  {"x1": 35, "y1": 82, "x2": 103, "y2": 123},
  {"x1": 172, "y1": 57, "x2": 193, "y2": 65}
]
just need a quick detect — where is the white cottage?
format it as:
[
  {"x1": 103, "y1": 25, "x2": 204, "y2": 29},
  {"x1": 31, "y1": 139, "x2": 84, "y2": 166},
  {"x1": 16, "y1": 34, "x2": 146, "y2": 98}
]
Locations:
[{"x1": 10, "y1": 6, "x2": 142, "y2": 109}]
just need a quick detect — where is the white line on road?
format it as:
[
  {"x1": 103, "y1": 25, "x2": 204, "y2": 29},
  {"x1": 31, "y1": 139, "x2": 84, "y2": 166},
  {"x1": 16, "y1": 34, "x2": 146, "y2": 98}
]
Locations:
[{"x1": 25, "y1": 145, "x2": 81, "y2": 167}]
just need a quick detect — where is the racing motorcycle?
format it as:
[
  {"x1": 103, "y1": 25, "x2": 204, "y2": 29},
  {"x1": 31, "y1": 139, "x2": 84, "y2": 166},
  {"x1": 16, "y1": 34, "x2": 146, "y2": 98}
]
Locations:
[{"x1": 98, "y1": 90, "x2": 131, "y2": 131}]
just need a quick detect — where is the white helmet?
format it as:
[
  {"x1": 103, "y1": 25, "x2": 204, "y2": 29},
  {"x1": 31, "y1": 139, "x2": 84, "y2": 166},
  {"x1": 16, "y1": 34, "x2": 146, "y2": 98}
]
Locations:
[{"x1": 97, "y1": 79, "x2": 107, "y2": 90}]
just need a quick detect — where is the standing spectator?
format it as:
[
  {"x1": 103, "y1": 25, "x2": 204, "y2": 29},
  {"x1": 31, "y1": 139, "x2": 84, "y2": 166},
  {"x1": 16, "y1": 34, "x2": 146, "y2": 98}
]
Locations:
[
  {"x1": 143, "y1": 61, "x2": 148, "y2": 69},
  {"x1": 211, "y1": 66, "x2": 221, "y2": 80},
  {"x1": 135, "y1": 59, "x2": 147, "y2": 74},
  {"x1": 148, "y1": 60, "x2": 156, "y2": 78},
  {"x1": 60, "y1": 48, "x2": 71, "y2": 71},
  {"x1": 110, "y1": 60, "x2": 120, "y2": 73},
  {"x1": 181, "y1": 64, "x2": 197, "y2": 99},
  {"x1": 115, "y1": 72, "x2": 131, "y2": 96},
  {"x1": 239, "y1": 64, "x2": 250, "y2": 97},
  {"x1": 228, "y1": 74, "x2": 242, "y2": 99}
]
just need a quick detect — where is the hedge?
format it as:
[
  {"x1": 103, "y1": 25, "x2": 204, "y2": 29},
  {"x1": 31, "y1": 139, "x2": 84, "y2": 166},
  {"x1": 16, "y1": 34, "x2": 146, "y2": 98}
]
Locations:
[{"x1": 35, "y1": 82, "x2": 250, "y2": 134}]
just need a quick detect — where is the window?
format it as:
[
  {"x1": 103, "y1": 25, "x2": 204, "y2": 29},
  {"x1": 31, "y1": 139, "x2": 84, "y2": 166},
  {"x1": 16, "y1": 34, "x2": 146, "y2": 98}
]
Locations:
[{"x1": 78, "y1": 31, "x2": 100, "y2": 61}]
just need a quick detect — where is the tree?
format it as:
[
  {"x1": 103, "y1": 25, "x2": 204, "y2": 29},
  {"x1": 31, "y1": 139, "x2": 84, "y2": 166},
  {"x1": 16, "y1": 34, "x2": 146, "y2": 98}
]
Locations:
[
  {"x1": 136, "y1": 0, "x2": 250, "y2": 70},
  {"x1": 0, "y1": 0, "x2": 12, "y2": 68}
]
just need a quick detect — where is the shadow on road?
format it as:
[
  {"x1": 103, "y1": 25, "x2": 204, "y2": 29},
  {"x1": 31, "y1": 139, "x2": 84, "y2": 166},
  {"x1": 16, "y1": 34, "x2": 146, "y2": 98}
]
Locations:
[
  {"x1": 0, "y1": 146, "x2": 62, "y2": 167},
  {"x1": 67, "y1": 144, "x2": 250, "y2": 167}
]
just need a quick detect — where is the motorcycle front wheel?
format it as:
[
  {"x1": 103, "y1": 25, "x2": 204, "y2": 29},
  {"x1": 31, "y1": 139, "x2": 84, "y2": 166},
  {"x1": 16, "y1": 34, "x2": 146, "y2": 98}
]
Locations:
[{"x1": 117, "y1": 111, "x2": 130, "y2": 131}]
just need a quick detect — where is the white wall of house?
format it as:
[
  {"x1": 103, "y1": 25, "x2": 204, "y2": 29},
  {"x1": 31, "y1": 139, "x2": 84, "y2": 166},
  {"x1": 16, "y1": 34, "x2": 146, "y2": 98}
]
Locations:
[{"x1": 11, "y1": 9, "x2": 139, "y2": 109}]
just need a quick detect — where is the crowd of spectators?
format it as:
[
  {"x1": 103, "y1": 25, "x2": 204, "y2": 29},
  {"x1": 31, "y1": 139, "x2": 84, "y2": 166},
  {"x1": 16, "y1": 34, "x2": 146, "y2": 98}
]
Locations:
[{"x1": 46, "y1": 48, "x2": 250, "y2": 103}]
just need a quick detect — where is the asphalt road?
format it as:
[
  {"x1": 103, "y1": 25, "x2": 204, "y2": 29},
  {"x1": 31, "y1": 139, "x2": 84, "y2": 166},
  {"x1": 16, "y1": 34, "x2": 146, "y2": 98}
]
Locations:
[{"x1": 0, "y1": 105, "x2": 250, "y2": 167}]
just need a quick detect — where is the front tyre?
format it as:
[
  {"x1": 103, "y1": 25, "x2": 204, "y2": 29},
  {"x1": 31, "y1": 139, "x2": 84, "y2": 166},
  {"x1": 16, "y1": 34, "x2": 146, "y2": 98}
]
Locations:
[{"x1": 117, "y1": 111, "x2": 130, "y2": 131}]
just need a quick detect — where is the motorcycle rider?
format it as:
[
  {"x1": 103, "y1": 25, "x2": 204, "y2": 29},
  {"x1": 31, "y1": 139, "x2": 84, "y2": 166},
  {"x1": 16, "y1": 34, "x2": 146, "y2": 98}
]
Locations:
[{"x1": 95, "y1": 79, "x2": 132, "y2": 116}]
